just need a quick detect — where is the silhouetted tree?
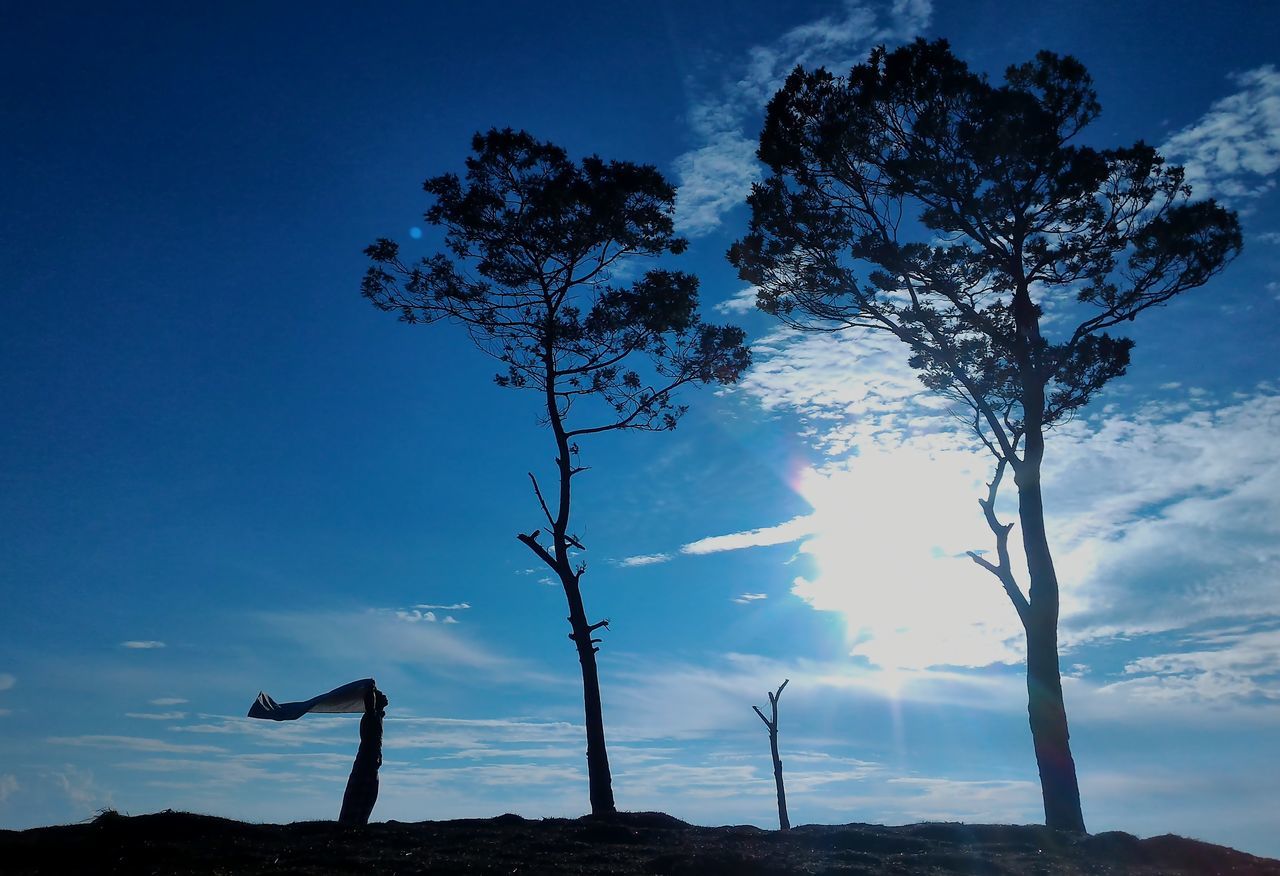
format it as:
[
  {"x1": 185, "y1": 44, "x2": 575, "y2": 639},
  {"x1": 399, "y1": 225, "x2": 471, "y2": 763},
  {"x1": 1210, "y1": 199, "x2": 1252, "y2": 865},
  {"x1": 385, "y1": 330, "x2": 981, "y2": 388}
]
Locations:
[
  {"x1": 752, "y1": 678, "x2": 790, "y2": 830},
  {"x1": 730, "y1": 40, "x2": 1241, "y2": 832},
  {"x1": 364, "y1": 129, "x2": 751, "y2": 815}
]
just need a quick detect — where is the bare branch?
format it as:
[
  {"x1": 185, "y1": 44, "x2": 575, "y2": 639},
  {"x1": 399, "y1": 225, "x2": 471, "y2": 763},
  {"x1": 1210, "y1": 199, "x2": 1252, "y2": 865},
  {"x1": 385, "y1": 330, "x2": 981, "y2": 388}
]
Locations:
[
  {"x1": 528, "y1": 472, "x2": 555, "y2": 530},
  {"x1": 965, "y1": 460, "x2": 1030, "y2": 627},
  {"x1": 516, "y1": 531, "x2": 558, "y2": 573}
]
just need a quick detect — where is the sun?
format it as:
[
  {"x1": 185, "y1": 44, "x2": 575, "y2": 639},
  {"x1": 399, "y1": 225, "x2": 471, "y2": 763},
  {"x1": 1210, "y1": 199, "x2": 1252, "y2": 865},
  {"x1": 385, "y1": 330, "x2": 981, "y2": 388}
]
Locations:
[{"x1": 788, "y1": 446, "x2": 1025, "y2": 674}]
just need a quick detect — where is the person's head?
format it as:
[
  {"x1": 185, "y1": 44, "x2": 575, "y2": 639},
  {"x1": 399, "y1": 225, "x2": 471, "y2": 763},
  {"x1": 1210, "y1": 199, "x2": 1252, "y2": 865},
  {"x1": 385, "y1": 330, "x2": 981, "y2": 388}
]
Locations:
[{"x1": 375, "y1": 690, "x2": 389, "y2": 712}]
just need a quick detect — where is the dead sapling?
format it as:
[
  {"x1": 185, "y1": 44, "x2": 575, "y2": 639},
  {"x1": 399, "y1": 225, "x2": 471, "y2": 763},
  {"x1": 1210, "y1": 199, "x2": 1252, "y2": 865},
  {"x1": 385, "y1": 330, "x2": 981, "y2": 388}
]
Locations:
[{"x1": 752, "y1": 678, "x2": 791, "y2": 830}]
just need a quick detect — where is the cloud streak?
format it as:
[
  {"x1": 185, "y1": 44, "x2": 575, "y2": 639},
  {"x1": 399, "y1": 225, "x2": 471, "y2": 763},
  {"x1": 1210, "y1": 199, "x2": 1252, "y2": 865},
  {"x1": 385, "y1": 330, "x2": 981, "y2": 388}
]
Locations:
[
  {"x1": 681, "y1": 513, "x2": 816, "y2": 555},
  {"x1": 47, "y1": 735, "x2": 227, "y2": 755},
  {"x1": 616, "y1": 552, "x2": 672, "y2": 568}
]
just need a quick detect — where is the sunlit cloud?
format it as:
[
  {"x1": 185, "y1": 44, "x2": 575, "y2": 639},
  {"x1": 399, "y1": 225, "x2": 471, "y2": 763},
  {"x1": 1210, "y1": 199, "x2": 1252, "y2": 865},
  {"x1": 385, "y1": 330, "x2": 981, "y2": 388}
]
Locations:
[
  {"x1": 715, "y1": 294, "x2": 1280, "y2": 676},
  {"x1": 0, "y1": 673, "x2": 14, "y2": 691},
  {"x1": 674, "y1": 0, "x2": 932, "y2": 235},
  {"x1": 681, "y1": 513, "x2": 817, "y2": 555},
  {"x1": 733, "y1": 592, "x2": 768, "y2": 604},
  {"x1": 1163, "y1": 65, "x2": 1280, "y2": 202},
  {"x1": 734, "y1": 328, "x2": 951, "y2": 456},
  {"x1": 125, "y1": 711, "x2": 189, "y2": 721},
  {"x1": 120, "y1": 640, "x2": 166, "y2": 649},
  {"x1": 415, "y1": 602, "x2": 471, "y2": 611},
  {"x1": 787, "y1": 449, "x2": 1024, "y2": 670},
  {"x1": 149, "y1": 697, "x2": 188, "y2": 706}
]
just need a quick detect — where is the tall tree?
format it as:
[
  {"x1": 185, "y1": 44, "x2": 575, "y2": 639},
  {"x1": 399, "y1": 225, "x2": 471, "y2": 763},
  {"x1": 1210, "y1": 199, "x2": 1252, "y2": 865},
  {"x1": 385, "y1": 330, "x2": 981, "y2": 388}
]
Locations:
[
  {"x1": 729, "y1": 40, "x2": 1241, "y2": 832},
  {"x1": 363, "y1": 129, "x2": 751, "y2": 815}
]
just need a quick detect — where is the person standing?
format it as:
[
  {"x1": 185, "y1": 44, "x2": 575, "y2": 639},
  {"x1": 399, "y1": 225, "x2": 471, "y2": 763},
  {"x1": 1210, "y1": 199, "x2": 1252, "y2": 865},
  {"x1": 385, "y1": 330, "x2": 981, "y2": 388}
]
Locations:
[{"x1": 338, "y1": 683, "x2": 387, "y2": 826}]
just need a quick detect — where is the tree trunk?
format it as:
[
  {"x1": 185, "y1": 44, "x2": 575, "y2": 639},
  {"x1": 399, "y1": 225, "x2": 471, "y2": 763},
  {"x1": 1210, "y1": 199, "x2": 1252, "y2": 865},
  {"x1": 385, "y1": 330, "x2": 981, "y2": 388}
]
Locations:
[
  {"x1": 769, "y1": 729, "x2": 790, "y2": 830},
  {"x1": 562, "y1": 574, "x2": 616, "y2": 816},
  {"x1": 536, "y1": 338, "x2": 616, "y2": 817},
  {"x1": 1015, "y1": 464, "x2": 1085, "y2": 833}
]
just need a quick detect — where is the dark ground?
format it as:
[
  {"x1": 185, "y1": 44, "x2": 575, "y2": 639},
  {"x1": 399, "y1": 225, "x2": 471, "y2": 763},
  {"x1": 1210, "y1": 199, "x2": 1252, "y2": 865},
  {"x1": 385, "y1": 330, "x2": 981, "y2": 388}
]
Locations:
[{"x1": 2, "y1": 810, "x2": 1278, "y2": 875}]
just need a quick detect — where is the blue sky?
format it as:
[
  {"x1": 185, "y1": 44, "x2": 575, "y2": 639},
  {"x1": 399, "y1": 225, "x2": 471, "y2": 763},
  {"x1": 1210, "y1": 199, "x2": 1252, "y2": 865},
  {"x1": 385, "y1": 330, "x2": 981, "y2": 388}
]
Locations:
[{"x1": 2, "y1": 0, "x2": 1279, "y2": 857}]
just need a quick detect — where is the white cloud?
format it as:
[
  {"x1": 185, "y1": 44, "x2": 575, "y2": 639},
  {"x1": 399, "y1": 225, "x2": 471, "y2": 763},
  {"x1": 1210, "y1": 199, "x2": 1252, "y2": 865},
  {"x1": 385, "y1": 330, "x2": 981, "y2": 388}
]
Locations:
[
  {"x1": 673, "y1": 134, "x2": 760, "y2": 237},
  {"x1": 415, "y1": 602, "x2": 471, "y2": 611},
  {"x1": 674, "y1": 0, "x2": 932, "y2": 236},
  {"x1": 715, "y1": 285, "x2": 760, "y2": 314},
  {"x1": 120, "y1": 640, "x2": 166, "y2": 649},
  {"x1": 150, "y1": 697, "x2": 188, "y2": 706},
  {"x1": 615, "y1": 552, "x2": 672, "y2": 567},
  {"x1": 1099, "y1": 624, "x2": 1280, "y2": 706},
  {"x1": 735, "y1": 327, "x2": 950, "y2": 456},
  {"x1": 681, "y1": 513, "x2": 817, "y2": 555},
  {"x1": 0, "y1": 774, "x2": 17, "y2": 804},
  {"x1": 395, "y1": 609, "x2": 438, "y2": 623},
  {"x1": 1162, "y1": 65, "x2": 1280, "y2": 202},
  {"x1": 0, "y1": 672, "x2": 13, "y2": 691},
  {"x1": 126, "y1": 711, "x2": 189, "y2": 720},
  {"x1": 1044, "y1": 390, "x2": 1280, "y2": 646},
  {"x1": 733, "y1": 592, "x2": 768, "y2": 604}
]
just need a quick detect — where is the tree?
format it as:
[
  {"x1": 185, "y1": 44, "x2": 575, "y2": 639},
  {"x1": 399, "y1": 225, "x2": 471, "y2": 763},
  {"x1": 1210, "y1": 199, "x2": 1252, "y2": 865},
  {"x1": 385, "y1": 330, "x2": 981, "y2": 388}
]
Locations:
[
  {"x1": 729, "y1": 40, "x2": 1241, "y2": 832},
  {"x1": 363, "y1": 129, "x2": 751, "y2": 815},
  {"x1": 752, "y1": 678, "x2": 791, "y2": 830}
]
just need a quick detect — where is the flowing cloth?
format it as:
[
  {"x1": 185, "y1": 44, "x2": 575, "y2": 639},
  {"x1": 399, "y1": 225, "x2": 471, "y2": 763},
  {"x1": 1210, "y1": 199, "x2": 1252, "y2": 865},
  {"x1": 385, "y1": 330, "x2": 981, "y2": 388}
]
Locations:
[{"x1": 246, "y1": 679, "x2": 375, "y2": 721}]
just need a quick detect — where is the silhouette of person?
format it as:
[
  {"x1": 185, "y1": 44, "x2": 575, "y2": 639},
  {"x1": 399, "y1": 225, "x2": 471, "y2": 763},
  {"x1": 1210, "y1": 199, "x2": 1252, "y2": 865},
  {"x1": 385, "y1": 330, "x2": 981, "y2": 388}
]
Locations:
[{"x1": 338, "y1": 683, "x2": 387, "y2": 826}]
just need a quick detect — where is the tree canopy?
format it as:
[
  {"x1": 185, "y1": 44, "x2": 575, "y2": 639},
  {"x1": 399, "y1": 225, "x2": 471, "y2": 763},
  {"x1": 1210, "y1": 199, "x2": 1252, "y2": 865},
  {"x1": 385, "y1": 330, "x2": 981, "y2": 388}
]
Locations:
[
  {"x1": 731, "y1": 38, "x2": 1241, "y2": 458},
  {"x1": 365, "y1": 129, "x2": 750, "y2": 438}
]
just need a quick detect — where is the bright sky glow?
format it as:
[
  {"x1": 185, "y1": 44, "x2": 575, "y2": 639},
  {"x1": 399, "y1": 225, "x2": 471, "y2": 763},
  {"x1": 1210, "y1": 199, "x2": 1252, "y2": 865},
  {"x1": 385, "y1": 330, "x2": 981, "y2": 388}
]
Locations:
[{"x1": 2, "y1": 0, "x2": 1278, "y2": 860}]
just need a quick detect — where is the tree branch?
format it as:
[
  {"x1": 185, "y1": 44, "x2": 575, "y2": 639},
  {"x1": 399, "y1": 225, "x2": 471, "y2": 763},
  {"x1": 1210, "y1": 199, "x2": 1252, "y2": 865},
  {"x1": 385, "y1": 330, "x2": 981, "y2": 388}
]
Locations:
[
  {"x1": 528, "y1": 472, "x2": 555, "y2": 530},
  {"x1": 516, "y1": 531, "x2": 559, "y2": 572},
  {"x1": 965, "y1": 459, "x2": 1031, "y2": 628}
]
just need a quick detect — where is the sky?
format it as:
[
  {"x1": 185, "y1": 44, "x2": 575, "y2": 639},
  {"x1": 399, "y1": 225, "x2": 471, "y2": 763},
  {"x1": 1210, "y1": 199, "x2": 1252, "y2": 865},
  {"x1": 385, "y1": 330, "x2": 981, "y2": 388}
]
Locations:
[{"x1": 2, "y1": 0, "x2": 1279, "y2": 858}]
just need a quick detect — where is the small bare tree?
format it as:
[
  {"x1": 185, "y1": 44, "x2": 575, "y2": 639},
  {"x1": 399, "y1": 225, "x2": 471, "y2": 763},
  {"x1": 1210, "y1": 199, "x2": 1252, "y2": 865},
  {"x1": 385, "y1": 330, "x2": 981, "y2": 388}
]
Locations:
[{"x1": 752, "y1": 678, "x2": 790, "y2": 830}]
